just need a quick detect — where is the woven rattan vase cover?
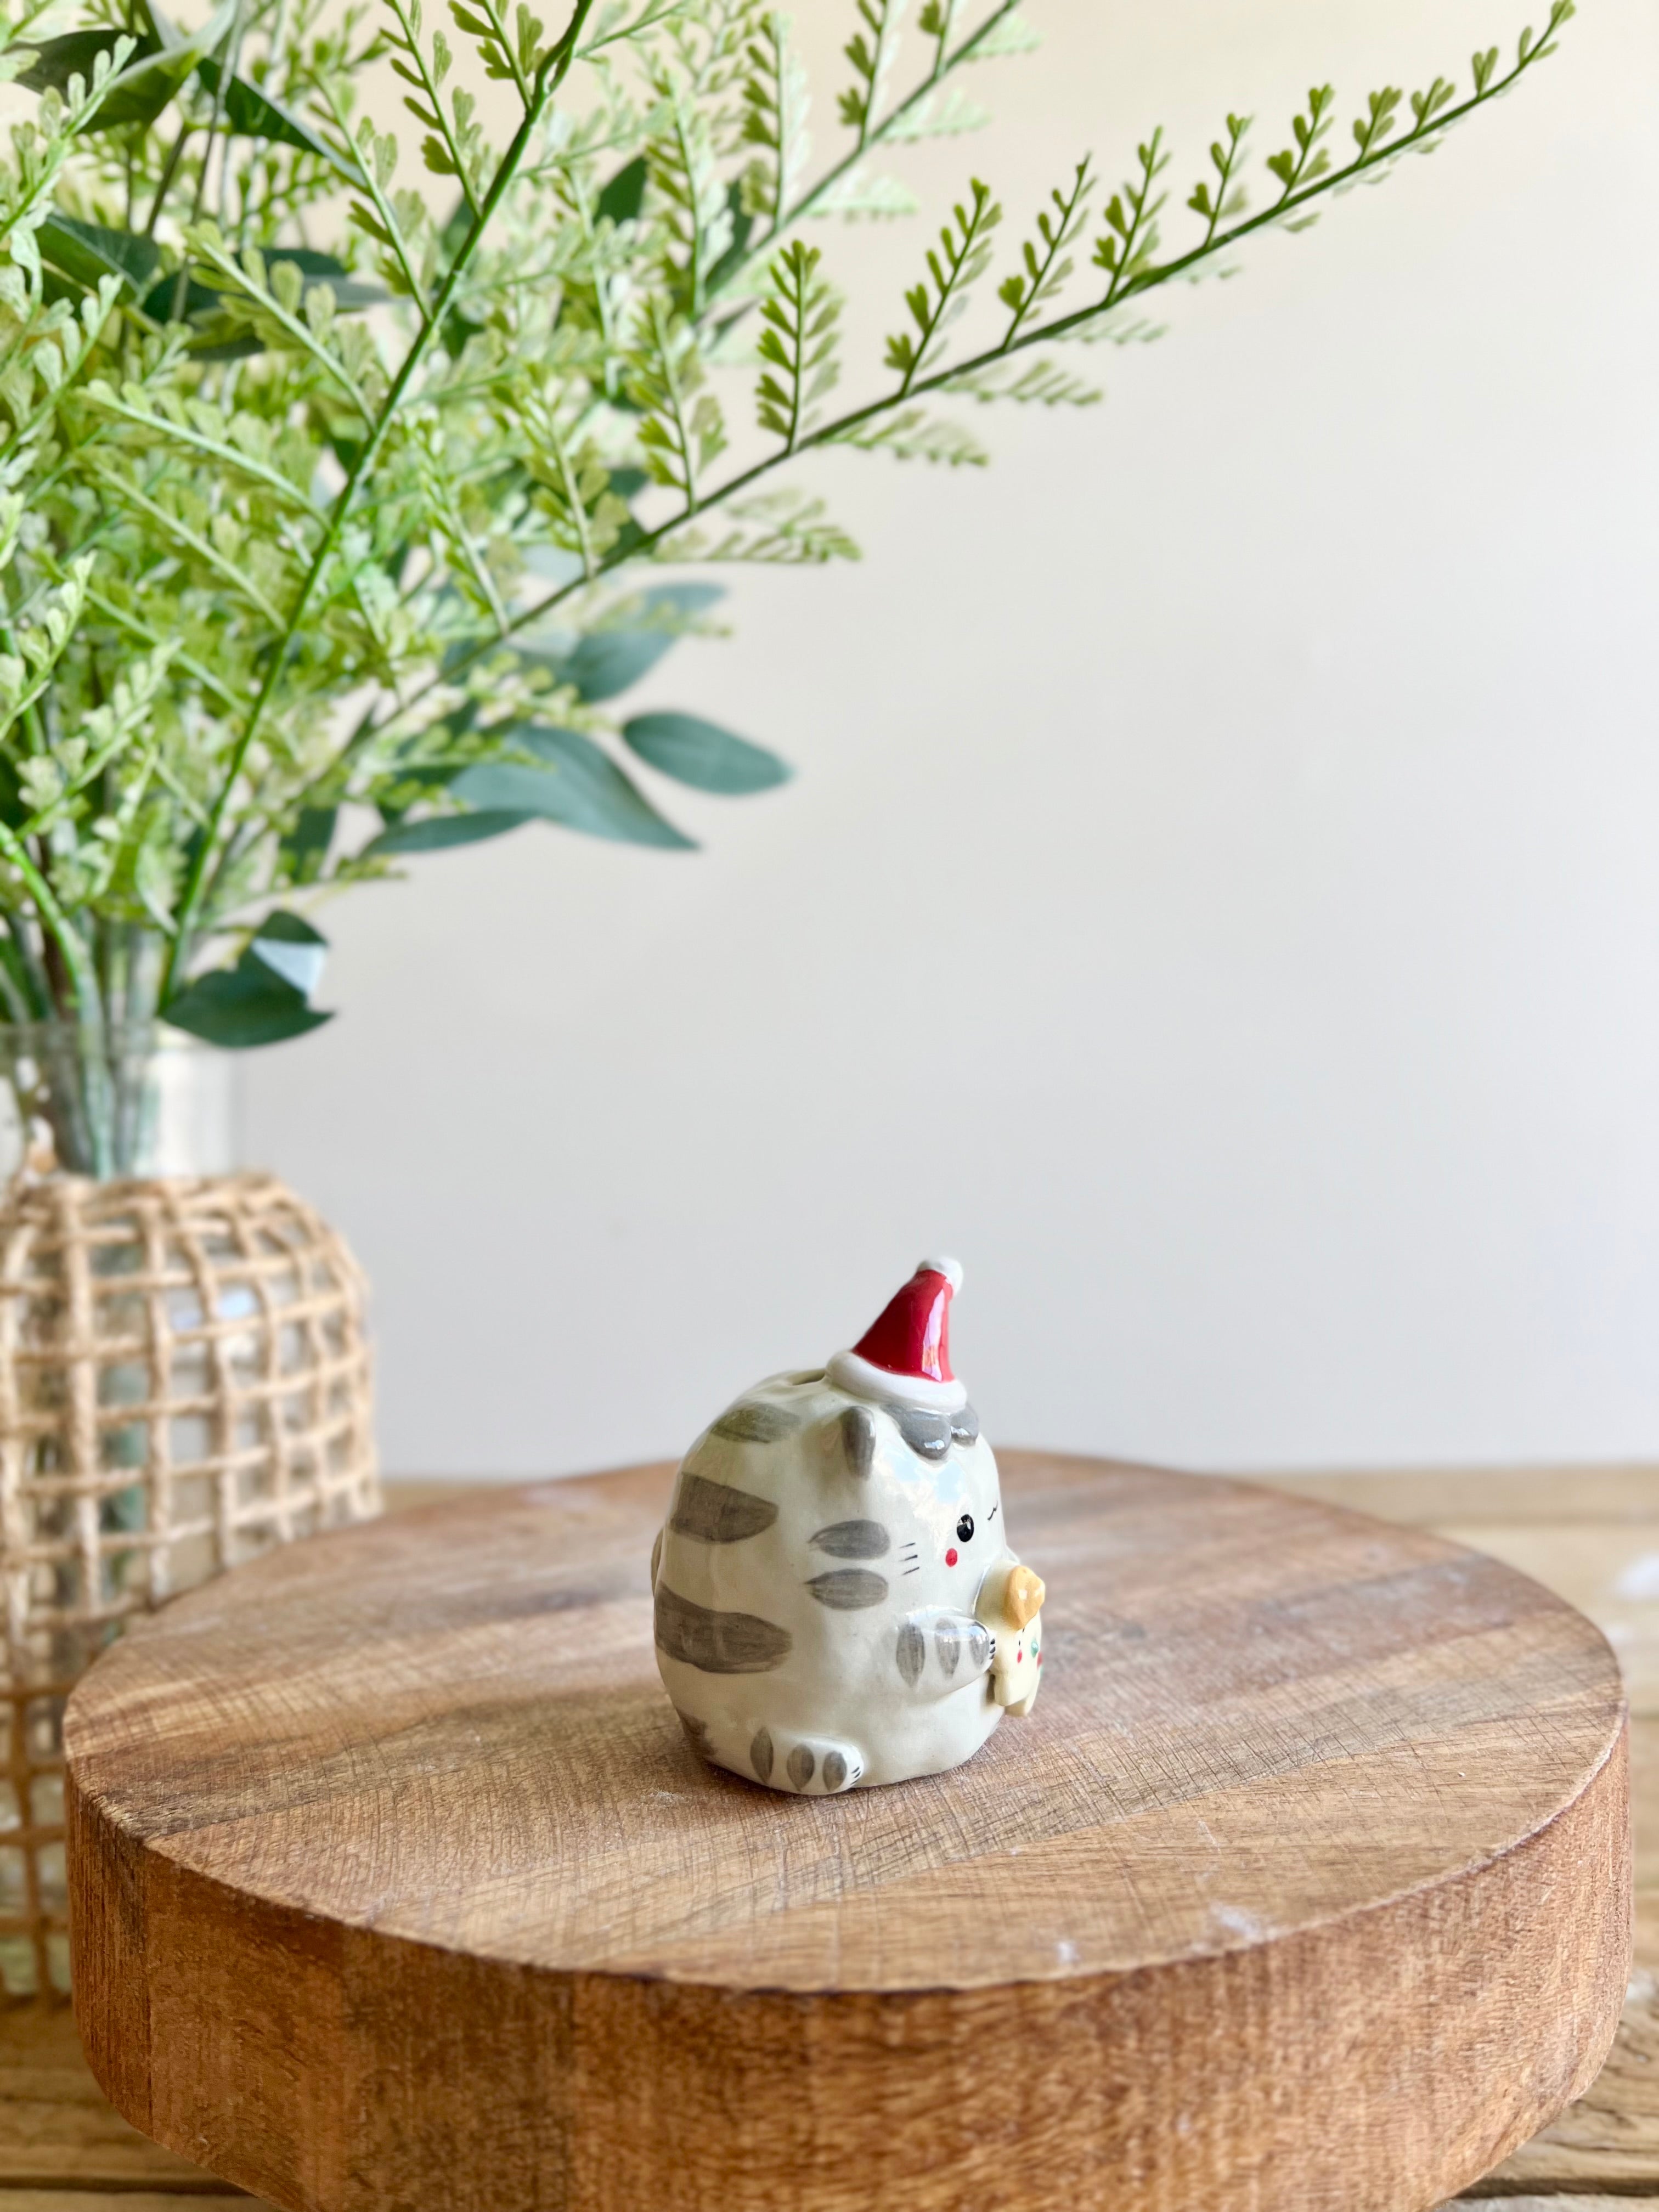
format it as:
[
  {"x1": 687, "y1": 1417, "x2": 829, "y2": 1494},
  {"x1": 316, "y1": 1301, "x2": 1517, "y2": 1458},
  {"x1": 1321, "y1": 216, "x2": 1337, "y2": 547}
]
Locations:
[{"x1": 0, "y1": 1171, "x2": 379, "y2": 1995}]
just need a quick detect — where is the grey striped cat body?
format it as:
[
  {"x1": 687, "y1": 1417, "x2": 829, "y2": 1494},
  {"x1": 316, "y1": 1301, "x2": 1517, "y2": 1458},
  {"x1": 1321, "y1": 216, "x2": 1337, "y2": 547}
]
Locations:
[{"x1": 652, "y1": 1368, "x2": 1039, "y2": 1792}]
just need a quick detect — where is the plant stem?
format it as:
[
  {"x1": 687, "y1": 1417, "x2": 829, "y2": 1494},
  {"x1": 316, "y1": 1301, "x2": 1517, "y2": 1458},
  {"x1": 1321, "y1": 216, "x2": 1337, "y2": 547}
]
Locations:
[
  {"x1": 158, "y1": 0, "x2": 599, "y2": 1001},
  {"x1": 706, "y1": 0, "x2": 1026, "y2": 305},
  {"x1": 395, "y1": 41, "x2": 1545, "y2": 727}
]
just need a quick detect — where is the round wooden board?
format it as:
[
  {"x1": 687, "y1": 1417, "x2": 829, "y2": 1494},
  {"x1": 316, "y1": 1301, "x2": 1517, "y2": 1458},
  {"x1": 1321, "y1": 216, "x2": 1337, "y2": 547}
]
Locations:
[{"x1": 66, "y1": 1454, "x2": 1630, "y2": 2212}]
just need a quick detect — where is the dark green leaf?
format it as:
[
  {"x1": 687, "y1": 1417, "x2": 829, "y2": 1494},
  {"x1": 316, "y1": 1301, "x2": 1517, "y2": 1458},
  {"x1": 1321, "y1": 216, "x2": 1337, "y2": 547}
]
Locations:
[
  {"x1": 0, "y1": 755, "x2": 27, "y2": 833},
  {"x1": 196, "y1": 58, "x2": 357, "y2": 177},
  {"x1": 623, "y1": 712, "x2": 791, "y2": 795},
  {"x1": 256, "y1": 246, "x2": 385, "y2": 309},
  {"x1": 534, "y1": 583, "x2": 725, "y2": 702},
  {"x1": 452, "y1": 728, "x2": 695, "y2": 848},
  {"x1": 16, "y1": 28, "x2": 131, "y2": 96},
  {"x1": 702, "y1": 179, "x2": 756, "y2": 296},
  {"x1": 249, "y1": 909, "x2": 327, "y2": 996},
  {"x1": 596, "y1": 153, "x2": 647, "y2": 224},
  {"x1": 162, "y1": 957, "x2": 330, "y2": 1047},
  {"x1": 89, "y1": 43, "x2": 199, "y2": 128},
  {"x1": 554, "y1": 627, "x2": 678, "y2": 702},
  {"x1": 363, "y1": 810, "x2": 533, "y2": 854},
  {"x1": 163, "y1": 910, "x2": 330, "y2": 1047},
  {"x1": 40, "y1": 213, "x2": 162, "y2": 297},
  {"x1": 15, "y1": 29, "x2": 197, "y2": 128},
  {"x1": 281, "y1": 804, "x2": 336, "y2": 884},
  {"x1": 139, "y1": 269, "x2": 221, "y2": 320},
  {"x1": 143, "y1": 248, "x2": 383, "y2": 328}
]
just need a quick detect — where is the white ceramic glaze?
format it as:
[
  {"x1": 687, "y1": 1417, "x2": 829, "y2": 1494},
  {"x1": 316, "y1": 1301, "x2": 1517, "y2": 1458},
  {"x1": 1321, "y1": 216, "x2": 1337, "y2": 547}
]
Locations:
[{"x1": 650, "y1": 1261, "x2": 1044, "y2": 1793}]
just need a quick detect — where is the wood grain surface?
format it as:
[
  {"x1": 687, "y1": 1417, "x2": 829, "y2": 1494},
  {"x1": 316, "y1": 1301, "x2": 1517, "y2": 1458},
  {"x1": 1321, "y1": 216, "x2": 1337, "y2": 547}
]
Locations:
[{"x1": 61, "y1": 1454, "x2": 1630, "y2": 2212}]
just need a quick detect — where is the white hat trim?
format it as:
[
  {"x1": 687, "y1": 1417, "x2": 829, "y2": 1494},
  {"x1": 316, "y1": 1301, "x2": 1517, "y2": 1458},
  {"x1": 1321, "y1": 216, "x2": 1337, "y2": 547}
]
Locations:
[{"x1": 826, "y1": 1348, "x2": 967, "y2": 1414}]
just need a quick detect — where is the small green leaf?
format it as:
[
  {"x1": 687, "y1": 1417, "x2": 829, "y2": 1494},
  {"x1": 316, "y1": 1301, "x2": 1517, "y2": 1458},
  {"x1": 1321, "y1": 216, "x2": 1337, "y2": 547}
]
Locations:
[
  {"x1": 623, "y1": 712, "x2": 791, "y2": 795},
  {"x1": 452, "y1": 729, "x2": 695, "y2": 848},
  {"x1": 363, "y1": 810, "x2": 533, "y2": 854}
]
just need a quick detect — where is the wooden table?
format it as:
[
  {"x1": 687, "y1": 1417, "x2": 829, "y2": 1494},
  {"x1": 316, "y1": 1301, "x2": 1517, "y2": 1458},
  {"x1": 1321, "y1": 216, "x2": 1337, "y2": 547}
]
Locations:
[{"x1": 7, "y1": 1464, "x2": 1658, "y2": 2211}]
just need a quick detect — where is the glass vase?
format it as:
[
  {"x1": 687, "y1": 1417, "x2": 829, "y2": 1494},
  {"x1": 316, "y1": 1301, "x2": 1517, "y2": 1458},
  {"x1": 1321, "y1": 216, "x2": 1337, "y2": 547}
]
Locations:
[{"x1": 0, "y1": 1019, "x2": 239, "y2": 1181}]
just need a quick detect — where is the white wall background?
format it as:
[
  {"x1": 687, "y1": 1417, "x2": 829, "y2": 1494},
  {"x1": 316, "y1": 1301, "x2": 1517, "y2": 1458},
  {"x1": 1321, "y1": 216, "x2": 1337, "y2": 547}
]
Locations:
[{"x1": 242, "y1": 0, "x2": 1659, "y2": 1480}]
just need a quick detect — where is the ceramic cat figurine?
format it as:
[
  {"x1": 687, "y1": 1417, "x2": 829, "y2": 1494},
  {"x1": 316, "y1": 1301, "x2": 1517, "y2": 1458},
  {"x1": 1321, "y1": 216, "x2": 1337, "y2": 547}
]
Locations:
[{"x1": 651, "y1": 1258, "x2": 1045, "y2": 1793}]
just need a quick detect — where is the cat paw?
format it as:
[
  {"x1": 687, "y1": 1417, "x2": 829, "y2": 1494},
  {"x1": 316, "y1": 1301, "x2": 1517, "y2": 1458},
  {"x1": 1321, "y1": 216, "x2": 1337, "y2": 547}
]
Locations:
[{"x1": 758, "y1": 1731, "x2": 865, "y2": 1792}]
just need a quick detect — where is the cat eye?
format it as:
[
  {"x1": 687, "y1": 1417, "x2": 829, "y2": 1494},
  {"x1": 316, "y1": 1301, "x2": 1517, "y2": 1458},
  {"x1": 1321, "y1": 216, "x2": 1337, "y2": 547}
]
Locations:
[{"x1": 956, "y1": 1512, "x2": 974, "y2": 1544}]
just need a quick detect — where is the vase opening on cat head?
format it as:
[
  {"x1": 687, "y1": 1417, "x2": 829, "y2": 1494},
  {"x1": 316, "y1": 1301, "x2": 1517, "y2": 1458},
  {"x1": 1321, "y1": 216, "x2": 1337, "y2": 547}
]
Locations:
[{"x1": 651, "y1": 1256, "x2": 1046, "y2": 1797}]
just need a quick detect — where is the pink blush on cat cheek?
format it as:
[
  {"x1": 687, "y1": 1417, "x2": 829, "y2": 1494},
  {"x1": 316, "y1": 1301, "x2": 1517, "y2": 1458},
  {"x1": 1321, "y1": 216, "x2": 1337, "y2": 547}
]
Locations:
[{"x1": 945, "y1": 1548, "x2": 958, "y2": 1566}]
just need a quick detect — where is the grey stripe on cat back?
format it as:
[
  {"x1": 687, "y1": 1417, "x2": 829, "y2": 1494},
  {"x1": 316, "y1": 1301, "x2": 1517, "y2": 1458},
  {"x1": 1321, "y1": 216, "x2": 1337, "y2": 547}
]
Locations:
[
  {"x1": 670, "y1": 1473, "x2": 779, "y2": 1543},
  {"x1": 804, "y1": 1568, "x2": 889, "y2": 1610},
  {"x1": 654, "y1": 1584, "x2": 793, "y2": 1673},
  {"x1": 709, "y1": 1401, "x2": 799, "y2": 1444},
  {"x1": 810, "y1": 1518, "x2": 890, "y2": 1559},
  {"x1": 787, "y1": 1745, "x2": 816, "y2": 1790},
  {"x1": 896, "y1": 1619, "x2": 926, "y2": 1686},
  {"x1": 839, "y1": 1404, "x2": 875, "y2": 1477}
]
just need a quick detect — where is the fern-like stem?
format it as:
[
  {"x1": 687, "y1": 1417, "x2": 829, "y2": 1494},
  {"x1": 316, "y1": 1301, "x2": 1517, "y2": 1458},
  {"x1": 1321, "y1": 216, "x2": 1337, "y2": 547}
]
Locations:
[
  {"x1": 710, "y1": 0, "x2": 1026, "y2": 304},
  {"x1": 399, "y1": 29, "x2": 1560, "y2": 723},
  {"x1": 157, "y1": 0, "x2": 599, "y2": 1001}
]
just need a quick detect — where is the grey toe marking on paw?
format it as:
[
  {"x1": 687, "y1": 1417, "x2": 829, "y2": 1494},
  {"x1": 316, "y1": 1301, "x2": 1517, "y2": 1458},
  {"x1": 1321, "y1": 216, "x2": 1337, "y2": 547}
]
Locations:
[
  {"x1": 822, "y1": 1750, "x2": 848, "y2": 1791},
  {"x1": 751, "y1": 1726, "x2": 774, "y2": 1782},
  {"x1": 966, "y1": 1620, "x2": 994, "y2": 1672},
  {"x1": 710, "y1": 1401, "x2": 799, "y2": 1444},
  {"x1": 805, "y1": 1568, "x2": 888, "y2": 1611},
  {"x1": 787, "y1": 1744, "x2": 815, "y2": 1790},
  {"x1": 654, "y1": 1585, "x2": 793, "y2": 1673},
  {"x1": 810, "y1": 1517, "x2": 890, "y2": 1560},
  {"x1": 896, "y1": 1618, "x2": 926, "y2": 1687},
  {"x1": 839, "y1": 1404, "x2": 875, "y2": 1477},
  {"x1": 936, "y1": 1620, "x2": 961, "y2": 1677},
  {"x1": 675, "y1": 1709, "x2": 712, "y2": 1756},
  {"x1": 670, "y1": 1472, "x2": 779, "y2": 1543}
]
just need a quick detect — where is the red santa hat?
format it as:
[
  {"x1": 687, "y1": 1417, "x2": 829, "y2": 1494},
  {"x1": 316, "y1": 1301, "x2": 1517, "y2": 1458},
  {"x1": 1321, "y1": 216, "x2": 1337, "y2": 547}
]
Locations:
[{"x1": 826, "y1": 1257, "x2": 967, "y2": 1413}]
